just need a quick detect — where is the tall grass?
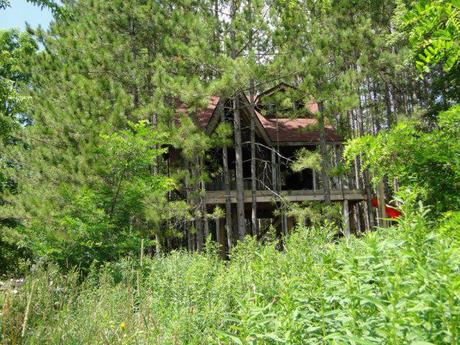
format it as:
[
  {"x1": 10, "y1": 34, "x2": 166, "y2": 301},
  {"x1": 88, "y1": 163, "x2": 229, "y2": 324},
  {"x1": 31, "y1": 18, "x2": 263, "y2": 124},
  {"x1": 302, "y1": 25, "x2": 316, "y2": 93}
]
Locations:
[{"x1": 1, "y1": 208, "x2": 459, "y2": 344}]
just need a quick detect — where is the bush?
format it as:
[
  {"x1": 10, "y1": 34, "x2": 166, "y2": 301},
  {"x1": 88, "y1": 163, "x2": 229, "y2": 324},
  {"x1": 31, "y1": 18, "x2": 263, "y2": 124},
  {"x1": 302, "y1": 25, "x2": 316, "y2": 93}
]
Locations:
[
  {"x1": 1, "y1": 207, "x2": 460, "y2": 344},
  {"x1": 344, "y1": 105, "x2": 460, "y2": 216}
]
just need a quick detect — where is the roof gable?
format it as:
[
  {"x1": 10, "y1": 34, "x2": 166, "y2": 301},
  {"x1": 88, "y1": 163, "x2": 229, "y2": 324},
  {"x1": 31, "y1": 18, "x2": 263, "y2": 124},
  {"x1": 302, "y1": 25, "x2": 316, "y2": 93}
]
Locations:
[
  {"x1": 176, "y1": 89, "x2": 340, "y2": 145},
  {"x1": 255, "y1": 83, "x2": 318, "y2": 118},
  {"x1": 176, "y1": 96, "x2": 220, "y2": 130}
]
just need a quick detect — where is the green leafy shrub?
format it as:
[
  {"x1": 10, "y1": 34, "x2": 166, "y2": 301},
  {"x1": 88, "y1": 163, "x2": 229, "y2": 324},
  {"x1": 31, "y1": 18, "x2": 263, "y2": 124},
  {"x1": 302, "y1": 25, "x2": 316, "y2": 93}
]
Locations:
[
  {"x1": 345, "y1": 105, "x2": 460, "y2": 215},
  {"x1": 4, "y1": 121, "x2": 176, "y2": 272},
  {"x1": 2, "y1": 201, "x2": 460, "y2": 344}
]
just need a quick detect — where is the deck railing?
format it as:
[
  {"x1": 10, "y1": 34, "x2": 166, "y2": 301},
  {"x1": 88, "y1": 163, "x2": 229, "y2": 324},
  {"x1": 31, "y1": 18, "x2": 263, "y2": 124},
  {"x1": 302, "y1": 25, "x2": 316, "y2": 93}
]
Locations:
[{"x1": 205, "y1": 169, "x2": 355, "y2": 193}]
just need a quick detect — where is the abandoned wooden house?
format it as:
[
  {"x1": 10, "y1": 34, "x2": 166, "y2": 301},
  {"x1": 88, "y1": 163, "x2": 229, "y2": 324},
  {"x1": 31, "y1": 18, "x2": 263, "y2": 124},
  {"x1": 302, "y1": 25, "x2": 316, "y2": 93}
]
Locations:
[{"x1": 176, "y1": 83, "x2": 367, "y2": 251}]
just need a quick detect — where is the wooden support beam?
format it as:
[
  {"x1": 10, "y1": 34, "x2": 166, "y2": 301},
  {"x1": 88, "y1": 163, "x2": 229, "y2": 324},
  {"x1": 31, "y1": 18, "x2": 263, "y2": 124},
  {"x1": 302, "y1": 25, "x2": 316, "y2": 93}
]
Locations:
[
  {"x1": 215, "y1": 217, "x2": 226, "y2": 259},
  {"x1": 286, "y1": 216, "x2": 295, "y2": 232},
  {"x1": 334, "y1": 144, "x2": 342, "y2": 189},
  {"x1": 206, "y1": 189, "x2": 366, "y2": 204},
  {"x1": 312, "y1": 169, "x2": 317, "y2": 191},
  {"x1": 281, "y1": 212, "x2": 287, "y2": 236},
  {"x1": 378, "y1": 179, "x2": 388, "y2": 228},
  {"x1": 220, "y1": 109, "x2": 233, "y2": 250},
  {"x1": 343, "y1": 199, "x2": 350, "y2": 238},
  {"x1": 271, "y1": 149, "x2": 277, "y2": 190}
]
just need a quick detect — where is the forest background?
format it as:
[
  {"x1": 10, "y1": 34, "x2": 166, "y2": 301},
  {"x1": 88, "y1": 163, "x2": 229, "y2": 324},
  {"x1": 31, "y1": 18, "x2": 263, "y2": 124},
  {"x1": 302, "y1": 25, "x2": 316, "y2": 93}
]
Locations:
[
  {"x1": 2, "y1": 0, "x2": 457, "y2": 271},
  {"x1": 0, "y1": 0, "x2": 459, "y2": 344}
]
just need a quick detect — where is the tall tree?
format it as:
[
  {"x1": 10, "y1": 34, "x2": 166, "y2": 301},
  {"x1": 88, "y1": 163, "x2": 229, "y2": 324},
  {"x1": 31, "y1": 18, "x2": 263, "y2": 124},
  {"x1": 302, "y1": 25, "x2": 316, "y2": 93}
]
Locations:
[
  {"x1": 229, "y1": 0, "x2": 247, "y2": 240},
  {"x1": 1, "y1": 0, "x2": 217, "y2": 267},
  {"x1": 0, "y1": 29, "x2": 37, "y2": 274},
  {"x1": 269, "y1": 0, "x2": 366, "y2": 199}
]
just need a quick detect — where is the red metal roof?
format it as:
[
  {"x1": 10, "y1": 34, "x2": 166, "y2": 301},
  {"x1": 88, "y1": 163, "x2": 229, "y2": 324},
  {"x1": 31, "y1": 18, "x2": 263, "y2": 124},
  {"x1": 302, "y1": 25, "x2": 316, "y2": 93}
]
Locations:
[
  {"x1": 306, "y1": 101, "x2": 319, "y2": 114},
  {"x1": 255, "y1": 110, "x2": 340, "y2": 143},
  {"x1": 176, "y1": 96, "x2": 220, "y2": 129},
  {"x1": 177, "y1": 94, "x2": 340, "y2": 143}
]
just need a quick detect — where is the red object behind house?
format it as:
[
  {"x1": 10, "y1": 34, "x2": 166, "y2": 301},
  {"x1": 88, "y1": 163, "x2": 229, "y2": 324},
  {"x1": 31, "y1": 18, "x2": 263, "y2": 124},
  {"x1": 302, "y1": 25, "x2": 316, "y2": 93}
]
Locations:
[{"x1": 370, "y1": 197, "x2": 402, "y2": 219}]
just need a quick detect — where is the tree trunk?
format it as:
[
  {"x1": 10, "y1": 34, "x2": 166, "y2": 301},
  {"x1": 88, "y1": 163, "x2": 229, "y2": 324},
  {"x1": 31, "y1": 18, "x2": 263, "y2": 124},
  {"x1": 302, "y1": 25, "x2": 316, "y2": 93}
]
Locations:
[
  {"x1": 215, "y1": 217, "x2": 226, "y2": 259},
  {"x1": 187, "y1": 227, "x2": 193, "y2": 251},
  {"x1": 195, "y1": 213, "x2": 204, "y2": 251},
  {"x1": 185, "y1": 164, "x2": 193, "y2": 251},
  {"x1": 233, "y1": 96, "x2": 246, "y2": 240},
  {"x1": 356, "y1": 96, "x2": 375, "y2": 230},
  {"x1": 199, "y1": 157, "x2": 209, "y2": 241},
  {"x1": 318, "y1": 101, "x2": 331, "y2": 203},
  {"x1": 194, "y1": 158, "x2": 204, "y2": 251},
  {"x1": 201, "y1": 184, "x2": 209, "y2": 241},
  {"x1": 151, "y1": 113, "x2": 162, "y2": 254},
  {"x1": 230, "y1": 0, "x2": 246, "y2": 240},
  {"x1": 248, "y1": 0, "x2": 258, "y2": 238},
  {"x1": 250, "y1": 79, "x2": 258, "y2": 236},
  {"x1": 221, "y1": 110, "x2": 233, "y2": 251}
]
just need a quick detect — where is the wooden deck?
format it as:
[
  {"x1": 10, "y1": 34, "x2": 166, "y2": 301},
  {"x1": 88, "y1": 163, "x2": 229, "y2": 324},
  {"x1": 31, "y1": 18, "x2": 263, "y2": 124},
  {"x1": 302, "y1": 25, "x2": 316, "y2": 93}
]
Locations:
[{"x1": 206, "y1": 189, "x2": 366, "y2": 204}]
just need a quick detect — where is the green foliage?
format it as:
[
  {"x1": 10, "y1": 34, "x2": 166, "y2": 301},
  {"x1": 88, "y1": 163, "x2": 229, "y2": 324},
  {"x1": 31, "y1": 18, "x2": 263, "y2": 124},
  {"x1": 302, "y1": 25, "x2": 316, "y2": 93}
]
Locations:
[
  {"x1": 394, "y1": 0, "x2": 460, "y2": 117},
  {"x1": 0, "y1": 1, "x2": 59, "y2": 12},
  {"x1": 0, "y1": 0, "x2": 220, "y2": 271},
  {"x1": 0, "y1": 0, "x2": 457, "y2": 300},
  {"x1": 213, "y1": 122, "x2": 233, "y2": 148},
  {"x1": 173, "y1": 116, "x2": 213, "y2": 160},
  {"x1": 286, "y1": 202, "x2": 342, "y2": 230},
  {"x1": 0, "y1": 30, "x2": 35, "y2": 133},
  {"x1": 268, "y1": 0, "x2": 364, "y2": 118},
  {"x1": 397, "y1": 0, "x2": 460, "y2": 73},
  {"x1": 0, "y1": 29, "x2": 37, "y2": 276},
  {"x1": 2, "y1": 205, "x2": 460, "y2": 344},
  {"x1": 3, "y1": 121, "x2": 175, "y2": 269},
  {"x1": 345, "y1": 105, "x2": 460, "y2": 214},
  {"x1": 290, "y1": 148, "x2": 321, "y2": 173},
  {"x1": 209, "y1": 206, "x2": 225, "y2": 220}
]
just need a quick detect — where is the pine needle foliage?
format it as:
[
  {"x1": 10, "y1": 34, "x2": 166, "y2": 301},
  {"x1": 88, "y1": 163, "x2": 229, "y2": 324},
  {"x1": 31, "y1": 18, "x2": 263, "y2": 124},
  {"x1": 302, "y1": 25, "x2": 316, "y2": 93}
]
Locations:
[{"x1": 290, "y1": 148, "x2": 321, "y2": 173}]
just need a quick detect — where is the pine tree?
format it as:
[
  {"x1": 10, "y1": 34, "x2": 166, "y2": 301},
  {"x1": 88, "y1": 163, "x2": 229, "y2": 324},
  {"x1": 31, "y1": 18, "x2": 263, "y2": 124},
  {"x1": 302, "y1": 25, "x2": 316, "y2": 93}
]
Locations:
[
  {"x1": 0, "y1": 29, "x2": 37, "y2": 274},
  {"x1": 2, "y1": 0, "x2": 217, "y2": 266}
]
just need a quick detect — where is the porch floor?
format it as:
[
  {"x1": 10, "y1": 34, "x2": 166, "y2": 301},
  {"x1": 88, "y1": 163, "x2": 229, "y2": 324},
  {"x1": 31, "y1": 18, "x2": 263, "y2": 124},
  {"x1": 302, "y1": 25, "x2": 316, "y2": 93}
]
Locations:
[{"x1": 205, "y1": 189, "x2": 366, "y2": 204}]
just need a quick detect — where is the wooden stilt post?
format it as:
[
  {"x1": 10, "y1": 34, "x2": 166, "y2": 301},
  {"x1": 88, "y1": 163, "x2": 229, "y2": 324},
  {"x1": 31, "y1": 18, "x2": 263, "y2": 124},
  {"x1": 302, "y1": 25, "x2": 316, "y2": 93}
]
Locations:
[
  {"x1": 195, "y1": 211, "x2": 204, "y2": 252},
  {"x1": 271, "y1": 149, "x2": 277, "y2": 190},
  {"x1": 318, "y1": 102, "x2": 331, "y2": 204},
  {"x1": 187, "y1": 227, "x2": 193, "y2": 251},
  {"x1": 312, "y1": 169, "x2": 317, "y2": 191},
  {"x1": 282, "y1": 213, "x2": 288, "y2": 236},
  {"x1": 378, "y1": 179, "x2": 387, "y2": 228},
  {"x1": 231, "y1": 205, "x2": 238, "y2": 244},
  {"x1": 343, "y1": 199, "x2": 350, "y2": 238},
  {"x1": 335, "y1": 144, "x2": 342, "y2": 189},
  {"x1": 200, "y1": 157, "x2": 209, "y2": 241},
  {"x1": 215, "y1": 216, "x2": 226, "y2": 258},
  {"x1": 215, "y1": 216, "x2": 221, "y2": 247},
  {"x1": 364, "y1": 169, "x2": 375, "y2": 231},
  {"x1": 220, "y1": 108, "x2": 233, "y2": 251},
  {"x1": 203, "y1": 208, "x2": 209, "y2": 240},
  {"x1": 349, "y1": 202, "x2": 360, "y2": 234}
]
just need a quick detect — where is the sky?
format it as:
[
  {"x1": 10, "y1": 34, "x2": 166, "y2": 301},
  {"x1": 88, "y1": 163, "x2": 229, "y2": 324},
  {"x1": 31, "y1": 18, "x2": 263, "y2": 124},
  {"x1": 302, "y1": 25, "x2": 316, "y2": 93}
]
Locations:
[{"x1": 0, "y1": 0, "x2": 54, "y2": 30}]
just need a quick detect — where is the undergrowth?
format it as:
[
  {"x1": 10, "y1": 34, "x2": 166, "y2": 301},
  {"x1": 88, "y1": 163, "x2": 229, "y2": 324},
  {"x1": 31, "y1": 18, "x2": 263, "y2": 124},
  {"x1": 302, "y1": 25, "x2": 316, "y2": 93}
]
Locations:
[{"x1": 1, "y1": 206, "x2": 459, "y2": 344}]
